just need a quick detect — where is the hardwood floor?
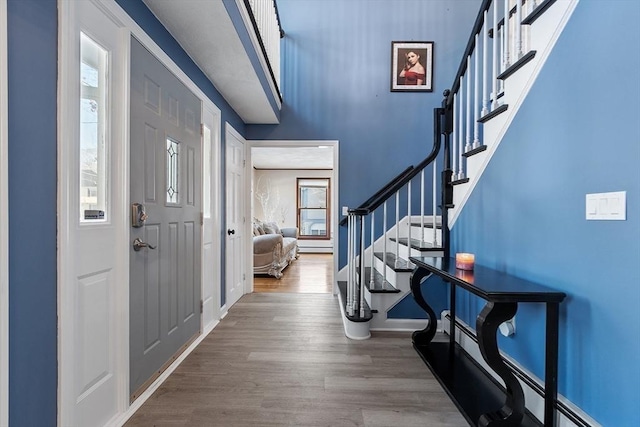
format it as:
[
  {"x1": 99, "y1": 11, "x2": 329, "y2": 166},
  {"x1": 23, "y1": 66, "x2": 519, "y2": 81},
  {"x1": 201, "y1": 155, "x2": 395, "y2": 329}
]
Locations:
[
  {"x1": 253, "y1": 253, "x2": 333, "y2": 293},
  {"x1": 124, "y1": 293, "x2": 467, "y2": 427}
]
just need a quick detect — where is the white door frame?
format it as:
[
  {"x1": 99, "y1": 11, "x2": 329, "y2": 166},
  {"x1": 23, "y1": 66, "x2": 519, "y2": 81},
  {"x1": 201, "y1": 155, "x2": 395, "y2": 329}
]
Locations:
[
  {"x1": 0, "y1": 0, "x2": 9, "y2": 424},
  {"x1": 58, "y1": 0, "x2": 224, "y2": 425},
  {"x1": 247, "y1": 140, "x2": 340, "y2": 294},
  {"x1": 201, "y1": 100, "x2": 222, "y2": 334},
  {"x1": 225, "y1": 123, "x2": 250, "y2": 307}
]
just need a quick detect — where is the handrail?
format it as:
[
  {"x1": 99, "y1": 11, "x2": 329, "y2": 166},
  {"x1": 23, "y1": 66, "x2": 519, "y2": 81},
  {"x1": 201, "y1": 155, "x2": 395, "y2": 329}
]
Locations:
[{"x1": 445, "y1": 0, "x2": 492, "y2": 107}]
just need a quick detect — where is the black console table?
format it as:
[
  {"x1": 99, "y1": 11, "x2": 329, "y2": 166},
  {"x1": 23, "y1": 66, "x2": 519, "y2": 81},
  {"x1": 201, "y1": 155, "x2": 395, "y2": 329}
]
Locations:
[{"x1": 409, "y1": 256, "x2": 566, "y2": 427}]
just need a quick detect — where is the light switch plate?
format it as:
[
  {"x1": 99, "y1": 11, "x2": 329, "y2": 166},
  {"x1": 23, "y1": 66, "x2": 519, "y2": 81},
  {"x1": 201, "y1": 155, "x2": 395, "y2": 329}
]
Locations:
[{"x1": 586, "y1": 191, "x2": 626, "y2": 220}]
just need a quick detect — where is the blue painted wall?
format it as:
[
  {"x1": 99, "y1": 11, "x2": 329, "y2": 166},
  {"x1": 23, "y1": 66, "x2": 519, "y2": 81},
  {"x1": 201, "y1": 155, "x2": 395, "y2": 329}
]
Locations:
[
  {"x1": 7, "y1": 0, "x2": 58, "y2": 425},
  {"x1": 450, "y1": 1, "x2": 640, "y2": 424},
  {"x1": 247, "y1": 0, "x2": 481, "y2": 272}
]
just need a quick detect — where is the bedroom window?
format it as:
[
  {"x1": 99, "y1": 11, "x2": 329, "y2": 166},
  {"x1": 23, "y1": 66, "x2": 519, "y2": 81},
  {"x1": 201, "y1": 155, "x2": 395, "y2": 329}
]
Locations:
[{"x1": 297, "y1": 178, "x2": 330, "y2": 240}]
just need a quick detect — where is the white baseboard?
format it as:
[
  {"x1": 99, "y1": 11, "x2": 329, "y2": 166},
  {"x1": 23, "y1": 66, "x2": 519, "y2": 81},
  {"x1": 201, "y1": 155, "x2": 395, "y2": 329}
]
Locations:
[{"x1": 442, "y1": 312, "x2": 600, "y2": 427}]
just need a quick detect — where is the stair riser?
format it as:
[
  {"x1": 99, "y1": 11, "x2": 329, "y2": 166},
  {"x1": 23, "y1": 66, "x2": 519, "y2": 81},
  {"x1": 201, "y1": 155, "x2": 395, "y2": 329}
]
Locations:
[{"x1": 408, "y1": 226, "x2": 441, "y2": 243}]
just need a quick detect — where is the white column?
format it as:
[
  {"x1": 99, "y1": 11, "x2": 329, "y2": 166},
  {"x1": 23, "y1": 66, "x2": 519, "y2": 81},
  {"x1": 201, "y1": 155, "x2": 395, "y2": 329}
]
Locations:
[{"x1": 482, "y1": 11, "x2": 489, "y2": 117}]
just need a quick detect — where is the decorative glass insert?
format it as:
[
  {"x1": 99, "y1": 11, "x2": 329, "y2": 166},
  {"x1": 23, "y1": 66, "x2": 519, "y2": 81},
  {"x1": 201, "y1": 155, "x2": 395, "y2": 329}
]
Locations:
[
  {"x1": 297, "y1": 178, "x2": 330, "y2": 239},
  {"x1": 80, "y1": 33, "x2": 108, "y2": 221},
  {"x1": 166, "y1": 137, "x2": 180, "y2": 204}
]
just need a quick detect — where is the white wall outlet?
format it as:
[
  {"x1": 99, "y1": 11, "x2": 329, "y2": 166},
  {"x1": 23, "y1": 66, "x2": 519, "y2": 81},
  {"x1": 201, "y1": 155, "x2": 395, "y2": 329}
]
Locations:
[
  {"x1": 499, "y1": 317, "x2": 516, "y2": 337},
  {"x1": 586, "y1": 191, "x2": 626, "y2": 221},
  {"x1": 342, "y1": 206, "x2": 349, "y2": 216}
]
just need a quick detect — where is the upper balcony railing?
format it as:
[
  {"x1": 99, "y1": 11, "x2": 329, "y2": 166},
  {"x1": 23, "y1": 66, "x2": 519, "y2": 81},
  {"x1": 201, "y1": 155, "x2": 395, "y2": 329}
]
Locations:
[{"x1": 244, "y1": 0, "x2": 284, "y2": 102}]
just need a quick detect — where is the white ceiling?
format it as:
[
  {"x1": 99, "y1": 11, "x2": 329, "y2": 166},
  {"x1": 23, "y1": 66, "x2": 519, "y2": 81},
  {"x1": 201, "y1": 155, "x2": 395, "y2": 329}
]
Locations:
[
  {"x1": 252, "y1": 147, "x2": 334, "y2": 170},
  {"x1": 142, "y1": 0, "x2": 279, "y2": 124}
]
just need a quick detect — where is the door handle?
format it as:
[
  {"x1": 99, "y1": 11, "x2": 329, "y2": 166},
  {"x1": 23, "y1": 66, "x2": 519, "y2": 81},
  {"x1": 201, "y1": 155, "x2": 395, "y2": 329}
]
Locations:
[
  {"x1": 133, "y1": 238, "x2": 156, "y2": 251},
  {"x1": 227, "y1": 229, "x2": 235, "y2": 235}
]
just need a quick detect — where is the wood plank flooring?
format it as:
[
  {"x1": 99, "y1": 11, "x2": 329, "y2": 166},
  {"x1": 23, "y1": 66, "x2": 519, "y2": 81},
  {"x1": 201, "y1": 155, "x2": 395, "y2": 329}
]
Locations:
[
  {"x1": 124, "y1": 293, "x2": 467, "y2": 427},
  {"x1": 253, "y1": 253, "x2": 333, "y2": 293}
]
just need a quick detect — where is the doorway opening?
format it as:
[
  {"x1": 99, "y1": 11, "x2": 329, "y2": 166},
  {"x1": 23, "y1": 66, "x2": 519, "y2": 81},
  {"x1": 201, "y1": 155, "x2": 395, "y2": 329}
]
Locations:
[{"x1": 249, "y1": 141, "x2": 338, "y2": 294}]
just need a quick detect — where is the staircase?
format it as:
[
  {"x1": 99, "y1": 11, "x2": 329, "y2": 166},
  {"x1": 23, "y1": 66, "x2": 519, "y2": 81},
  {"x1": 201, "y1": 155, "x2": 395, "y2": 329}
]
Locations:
[{"x1": 337, "y1": 0, "x2": 578, "y2": 340}]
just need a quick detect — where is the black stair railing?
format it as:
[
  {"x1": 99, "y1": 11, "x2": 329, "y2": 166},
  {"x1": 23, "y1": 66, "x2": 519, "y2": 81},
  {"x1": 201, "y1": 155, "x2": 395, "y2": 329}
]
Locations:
[{"x1": 341, "y1": 99, "x2": 451, "y2": 322}]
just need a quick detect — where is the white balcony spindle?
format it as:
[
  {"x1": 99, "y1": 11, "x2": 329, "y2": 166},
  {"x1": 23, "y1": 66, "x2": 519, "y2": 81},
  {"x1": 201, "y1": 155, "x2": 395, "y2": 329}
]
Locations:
[
  {"x1": 516, "y1": 0, "x2": 523, "y2": 59},
  {"x1": 492, "y1": 1, "x2": 499, "y2": 109},
  {"x1": 395, "y1": 191, "x2": 401, "y2": 268},
  {"x1": 452, "y1": 93, "x2": 458, "y2": 178},
  {"x1": 482, "y1": 12, "x2": 489, "y2": 117},
  {"x1": 473, "y1": 35, "x2": 480, "y2": 149},
  {"x1": 420, "y1": 169, "x2": 425, "y2": 245},
  {"x1": 432, "y1": 160, "x2": 437, "y2": 246},
  {"x1": 458, "y1": 77, "x2": 465, "y2": 180},
  {"x1": 347, "y1": 213, "x2": 353, "y2": 315},
  {"x1": 383, "y1": 201, "x2": 388, "y2": 285},
  {"x1": 465, "y1": 58, "x2": 472, "y2": 153},
  {"x1": 407, "y1": 181, "x2": 413, "y2": 266},
  {"x1": 504, "y1": 0, "x2": 511, "y2": 69},
  {"x1": 369, "y1": 212, "x2": 375, "y2": 288},
  {"x1": 359, "y1": 216, "x2": 365, "y2": 317}
]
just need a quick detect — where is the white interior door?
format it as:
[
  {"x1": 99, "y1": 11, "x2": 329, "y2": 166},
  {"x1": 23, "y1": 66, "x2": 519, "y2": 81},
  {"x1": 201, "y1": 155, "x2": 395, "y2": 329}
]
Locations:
[
  {"x1": 225, "y1": 125, "x2": 245, "y2": 308},
  {"x1": 58, "y1": 1, "x2": 126, "y2": 425},
  {"x1": 202, "y1": 103, "x2": 220, "y2": 331}
]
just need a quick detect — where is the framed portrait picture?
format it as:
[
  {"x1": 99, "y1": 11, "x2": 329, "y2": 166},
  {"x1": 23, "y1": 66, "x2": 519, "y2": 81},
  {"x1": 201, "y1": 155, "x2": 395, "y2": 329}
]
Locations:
[{"x1": 390, "y1": 41, "x2": 434, "y2": 92}]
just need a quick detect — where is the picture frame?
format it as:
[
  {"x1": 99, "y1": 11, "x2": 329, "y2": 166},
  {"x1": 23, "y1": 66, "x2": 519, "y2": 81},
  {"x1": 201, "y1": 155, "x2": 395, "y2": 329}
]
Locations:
[{"x1": 390, "y1": 41, "x2": 434, "y2": 92}]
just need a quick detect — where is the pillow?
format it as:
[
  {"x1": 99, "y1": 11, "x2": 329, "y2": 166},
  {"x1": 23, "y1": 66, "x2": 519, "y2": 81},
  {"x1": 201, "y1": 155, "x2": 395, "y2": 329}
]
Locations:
[
  {"x1": 265, "y1": 221, "x2": 281, "y2": 235},
  {"x1": 263, "y1": 222, "x2": 277, "y2": 234}
]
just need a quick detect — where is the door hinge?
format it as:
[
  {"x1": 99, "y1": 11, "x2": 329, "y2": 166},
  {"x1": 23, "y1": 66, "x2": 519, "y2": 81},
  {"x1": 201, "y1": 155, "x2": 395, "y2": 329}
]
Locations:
[
  {"x1": 200, "y1": 123, "x2": 204, "y2": 136},
  {"x1": 200, "y1": 300, "x2": 203, "y2": 313},
  {"x1": 243, "y1": 159, "x2": 246, "y2": 167},
  {"x1": 243, "y1": 273, "x2": 246, "y2": 281},
  {"x1": 200, "y1": 212, "x2": 204, "y2": 225}
]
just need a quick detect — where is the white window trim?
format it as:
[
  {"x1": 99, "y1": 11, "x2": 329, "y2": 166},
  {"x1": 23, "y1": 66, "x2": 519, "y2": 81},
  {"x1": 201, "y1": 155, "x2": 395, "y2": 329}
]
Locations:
[{"x1": 0, "y1": 0, "x2": 9, "y2": 424}]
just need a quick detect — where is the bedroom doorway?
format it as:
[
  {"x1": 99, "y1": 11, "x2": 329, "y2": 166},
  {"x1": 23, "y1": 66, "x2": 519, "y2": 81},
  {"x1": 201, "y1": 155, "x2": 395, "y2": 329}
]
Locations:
[{"x1": 248, "y1": 141, "x2": 338, "y2": 294}]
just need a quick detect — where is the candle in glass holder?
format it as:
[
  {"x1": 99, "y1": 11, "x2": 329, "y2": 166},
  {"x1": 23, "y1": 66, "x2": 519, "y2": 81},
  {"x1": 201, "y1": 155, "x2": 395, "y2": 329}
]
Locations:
[{"x1": 455, "y1": 253, "x2": 475, "y2": 270}]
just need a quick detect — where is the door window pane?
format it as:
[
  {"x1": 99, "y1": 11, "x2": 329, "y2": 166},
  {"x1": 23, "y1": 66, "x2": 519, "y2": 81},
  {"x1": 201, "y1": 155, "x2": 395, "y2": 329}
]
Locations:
[
  {"x1": 166, "y1": 137, "x2": 180, "y2": 204},
  {"x1": 297, "y1": 178, "x2": 330, "y2": 239},
  {"x1": 80, "y1": 33, "x2": 108, "y2": 221}
]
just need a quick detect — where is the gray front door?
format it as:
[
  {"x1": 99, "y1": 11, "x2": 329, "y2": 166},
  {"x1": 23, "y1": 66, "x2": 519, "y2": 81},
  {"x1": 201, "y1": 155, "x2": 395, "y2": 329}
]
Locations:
[{"x1": 129, "y1": 37, "x2": 202, "y2": 399}]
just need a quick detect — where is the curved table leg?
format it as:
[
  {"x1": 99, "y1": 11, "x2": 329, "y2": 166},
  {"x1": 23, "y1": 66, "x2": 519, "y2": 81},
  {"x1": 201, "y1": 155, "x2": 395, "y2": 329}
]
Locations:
[
  {"x1": 476, "y1": 301, "x2": 524, "y2": 427},
  {"x1": 410, "y1": 267, "x2": 438, "y2": 346}
]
